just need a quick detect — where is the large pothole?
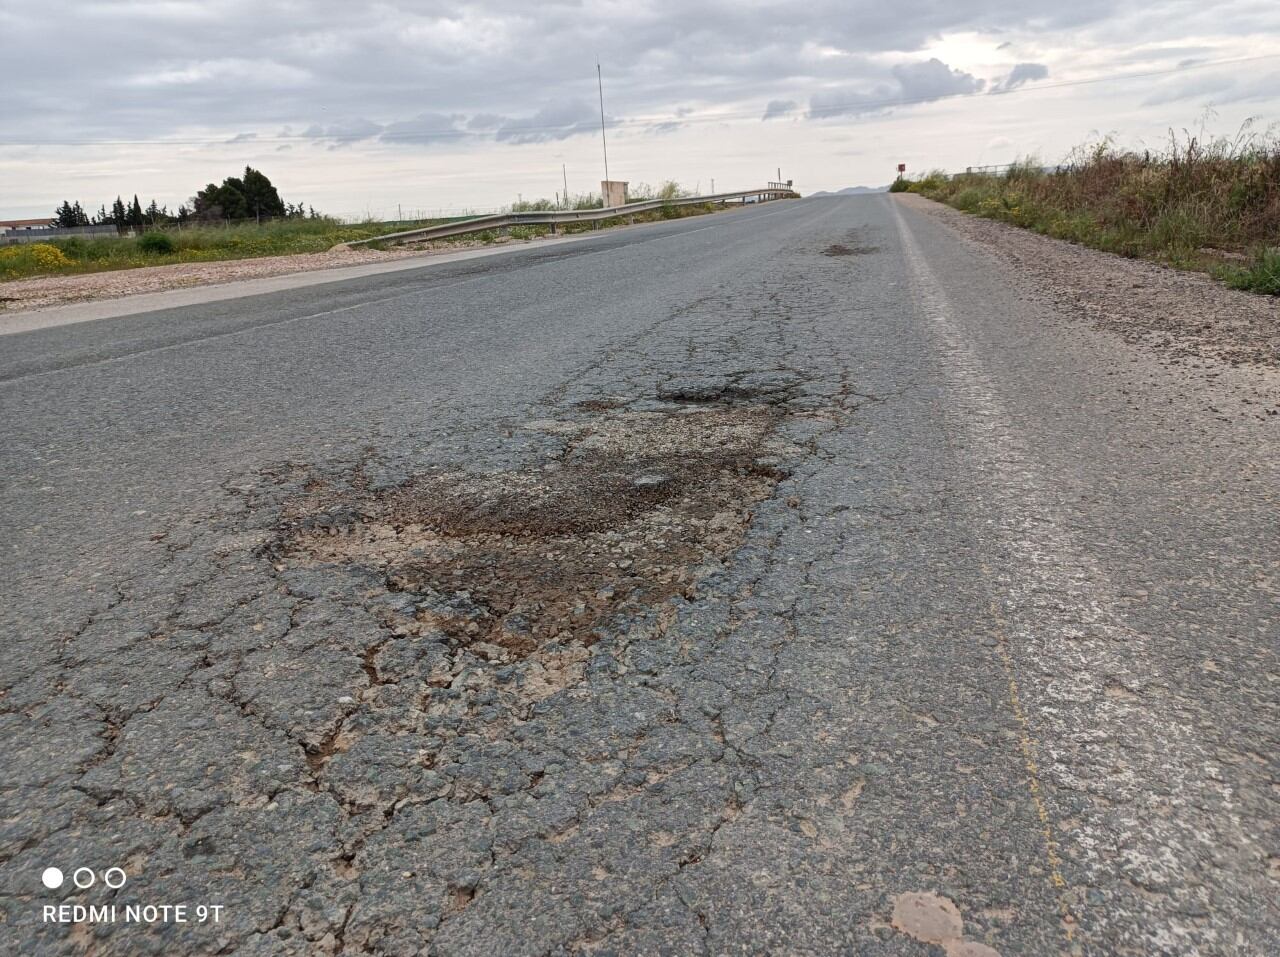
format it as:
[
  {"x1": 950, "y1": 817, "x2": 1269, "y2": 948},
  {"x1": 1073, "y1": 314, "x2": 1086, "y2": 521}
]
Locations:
[{"x1": 274, "y1": 401, "x2": 800, "y2": 661}]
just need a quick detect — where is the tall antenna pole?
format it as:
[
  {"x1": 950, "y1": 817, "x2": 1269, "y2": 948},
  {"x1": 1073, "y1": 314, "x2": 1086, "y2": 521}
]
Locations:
[
  {"x1": 563, "y1": 163, "x2": 569, "y2": 208},
  {"x1": 596, "y1": 60, "x2": 610, "y2": 189}
]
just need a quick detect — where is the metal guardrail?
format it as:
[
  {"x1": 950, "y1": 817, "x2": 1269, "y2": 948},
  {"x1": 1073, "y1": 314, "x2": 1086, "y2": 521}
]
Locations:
[{"x1": 338, "y1": 187, "x2": 799, "y2": 248}]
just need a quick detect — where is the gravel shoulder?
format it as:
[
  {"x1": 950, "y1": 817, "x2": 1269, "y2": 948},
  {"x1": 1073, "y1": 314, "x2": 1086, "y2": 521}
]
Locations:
[
  {"x1": 0, "y1": 237, "x2": 546, "y2": 313},
  {"x1": 895, "y1": 192, "x2": 1280, "y2": 369}
]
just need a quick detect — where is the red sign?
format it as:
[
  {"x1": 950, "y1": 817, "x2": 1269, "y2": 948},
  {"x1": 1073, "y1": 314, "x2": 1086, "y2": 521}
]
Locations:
[{"x1": 897, "y1": 163, "x2": 907, "y2": 173}]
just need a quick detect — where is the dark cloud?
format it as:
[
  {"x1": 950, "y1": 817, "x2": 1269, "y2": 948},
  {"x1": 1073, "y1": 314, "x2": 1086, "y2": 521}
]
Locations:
[
  {"x1": 992, "y1": 62, "x2": 1049, "y2": 92},
  {"x1": 492, "y1": 101, "x2": 600, "y2": 144},
  {"x1": 893, "y1": 58, "x2": 984, "y2": 99},
  {"x1": 299, "y1": 118, "x2": 385, "y2": 147},
  {"x1": 380, "y1": 112, "x2": 465, "y2": 143},
  {"x1": 762, "y1": 99, "x2": 798, "y2": 120},
  {"x1": 807, "y1": 58, "x2": 981, "y2": 118}
]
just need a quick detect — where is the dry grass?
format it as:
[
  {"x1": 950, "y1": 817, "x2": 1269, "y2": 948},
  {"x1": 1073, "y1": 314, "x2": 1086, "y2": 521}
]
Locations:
[{"x1": 906, "y1": 125, "x2": 1280, "y2": 294}]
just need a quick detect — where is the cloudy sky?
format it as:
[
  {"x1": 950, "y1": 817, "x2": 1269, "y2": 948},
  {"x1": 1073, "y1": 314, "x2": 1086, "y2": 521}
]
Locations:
[{"x1": 1, "y1": 1, "x2": 1277, "y2": 219}]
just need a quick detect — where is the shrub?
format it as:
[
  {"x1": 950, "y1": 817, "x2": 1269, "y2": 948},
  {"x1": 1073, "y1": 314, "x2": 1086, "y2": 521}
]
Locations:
[
  {"x1": 508, "y1": 225, "x2": 548, "y2": 240},
  {"x1": 138, "y1": 231, "x2": 175, "y2": 254},
  {"x1": 0, "y1": 242, "x2": 74, "y2": 279},
  {"x1": 888, "y1": 177, "x2": 909, "y2": 193},
  {"x1": 950, "y1": 187, "x2": 987, "y2": 211}
]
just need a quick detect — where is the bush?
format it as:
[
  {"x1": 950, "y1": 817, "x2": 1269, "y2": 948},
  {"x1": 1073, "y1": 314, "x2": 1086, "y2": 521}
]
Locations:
[
  {"x1": 888, "y1": 177, "x2": 909, "y2": 193},
  {"x1": 950, "y1": 187, "x2": 988, "y2": 211},
  {"x1": 508, "y1": 225, "x2": 548, "y2": 240},
  {"x1": 138, "y1": 231, "x2": 175, "y2": 254},
  {"x1": 0, "y1": 242, "x2": 74, "y2": 279}
]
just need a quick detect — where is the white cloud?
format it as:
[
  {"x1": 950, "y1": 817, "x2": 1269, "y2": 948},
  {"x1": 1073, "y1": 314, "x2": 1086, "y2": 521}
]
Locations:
[{"x1": 124, "y1": 58, "x2": 310, "y2": 88}]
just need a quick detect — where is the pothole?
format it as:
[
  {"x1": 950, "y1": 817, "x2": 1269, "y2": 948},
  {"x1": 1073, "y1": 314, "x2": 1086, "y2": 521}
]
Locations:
[
  {"x1": 274, "y1": 402, "x2": 798, "y2": 659},
  {"x1": 823, "y1": 243, "x2": 879, "y2": 257}
]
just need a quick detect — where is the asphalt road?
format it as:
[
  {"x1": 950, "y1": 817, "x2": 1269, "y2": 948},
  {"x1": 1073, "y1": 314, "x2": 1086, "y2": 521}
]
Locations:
[{"x1": 1, "y1": 196, "x2": 1276, "y2": 956}]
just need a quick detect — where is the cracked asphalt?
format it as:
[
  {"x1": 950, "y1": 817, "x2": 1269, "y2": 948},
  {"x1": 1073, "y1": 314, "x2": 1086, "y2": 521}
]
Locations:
[{"x1": 1, "y1": 195, "x2": 1277, "y2": 956}]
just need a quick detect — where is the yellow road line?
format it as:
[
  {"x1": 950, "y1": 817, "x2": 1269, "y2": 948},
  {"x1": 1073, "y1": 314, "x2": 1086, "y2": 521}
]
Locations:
[{"x1": 982, "y1": 572, "x2": 1077, "y2": 946}]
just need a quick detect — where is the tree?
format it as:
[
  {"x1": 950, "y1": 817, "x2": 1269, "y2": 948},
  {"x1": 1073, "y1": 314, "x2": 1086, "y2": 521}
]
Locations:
[
  {"x1": 128, "y1": 195, "x2": 145, "y2": 229},
  {"x1": 111, "y1": 196, "x2": 128, "y2": 232},
  {"x1": 71, "y1": 201, "x2": 89, "y2": 226},
  {"x1": 192, "y1": 167, "x2": 286, "y2": 222},
  {"x1": 193, "y1": 179, "x2": 247, "y2": 220},
  {"x1": 94, "y1": 204, "x2": 109, "y2": 225},
  {"x1": 54, "y1": 201, "x2": 77, "y2": 228},
  {"x1": 240, "y1": 166, "x2": 285, "y2": 220}
]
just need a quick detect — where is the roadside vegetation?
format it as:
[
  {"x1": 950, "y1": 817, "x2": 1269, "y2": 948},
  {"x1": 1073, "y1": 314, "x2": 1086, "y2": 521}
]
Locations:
[
  {"x1": 2, "y1": 177, "x2": 722, "y2": 282},
  {"x1": 901, "y1": 127, "x2": 1280, "y2": 295},
  {"x1": 0, "y1": 217, "x2": 452, "y2": 282}
]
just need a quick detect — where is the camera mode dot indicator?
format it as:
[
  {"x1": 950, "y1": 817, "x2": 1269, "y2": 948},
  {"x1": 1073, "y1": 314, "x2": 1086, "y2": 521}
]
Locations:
[{"x1": 41, "y1": 867, "x2": 64, "y2": 889}]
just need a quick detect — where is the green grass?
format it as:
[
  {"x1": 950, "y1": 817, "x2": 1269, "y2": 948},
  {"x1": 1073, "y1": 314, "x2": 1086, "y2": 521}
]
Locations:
[
  {"x1": 1223, "y1": 248, "x2": 1280, "y2": 296},
  {"x1": 902, "y1": 128, "x2": 1280, "y2": 295},
  {"x1": 0, "y1": 181, "x2": 733, "y2": 282},
  {"x1": 0, "y1": 216, "x2": 456, "y2": 281}
]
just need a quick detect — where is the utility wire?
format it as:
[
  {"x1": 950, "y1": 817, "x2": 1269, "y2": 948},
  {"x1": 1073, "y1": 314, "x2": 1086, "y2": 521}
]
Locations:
[{"x1": 1, "y1": 53, "x2": 1275, "y2": 148}]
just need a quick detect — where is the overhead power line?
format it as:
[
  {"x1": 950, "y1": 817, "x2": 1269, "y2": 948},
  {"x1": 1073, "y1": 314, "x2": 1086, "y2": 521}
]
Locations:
[{"x1": 0, "y1": 53, "x2": 1275, "y2": 148}]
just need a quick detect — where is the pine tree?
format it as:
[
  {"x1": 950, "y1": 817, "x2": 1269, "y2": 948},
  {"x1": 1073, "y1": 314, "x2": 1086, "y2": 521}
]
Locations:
[
  {"x1": 129, "y1": 195, "x2": 144, "y2": 228},
  {"x1": 54, "y1": 201, "x2": 77, "y2": 227},
  {"x1": 111, "y1": 196, "x2": 127, "y2": 231},
  {"x1": 240, "y1": 166, "x2": 285, "y2": 220},
  {"x1": 94, "y1": 204, "x2": 109, "y2": 225},
  {"x1": 71, "y1": 201, "x2": 90, "y2": 226}
]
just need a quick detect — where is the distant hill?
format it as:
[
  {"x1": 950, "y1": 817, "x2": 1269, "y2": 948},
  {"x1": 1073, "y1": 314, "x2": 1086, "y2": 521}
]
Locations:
[{"x1": 808, "y1": 185, "x2": 889, "y2": 197}]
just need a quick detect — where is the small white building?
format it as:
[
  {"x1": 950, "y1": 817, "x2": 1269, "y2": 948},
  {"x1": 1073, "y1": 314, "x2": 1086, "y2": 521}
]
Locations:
[{"x1": 0, "y1": 217, "x2": 56, "y2": 235}]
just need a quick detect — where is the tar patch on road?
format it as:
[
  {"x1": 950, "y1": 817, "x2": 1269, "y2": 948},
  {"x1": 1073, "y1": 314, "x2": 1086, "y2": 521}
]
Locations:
[
  {"x1": 822, "y1": 243, "x2": 879, "y2": 257},
  {"x1": 272, "y1": 373, "x2": 830, "y2": 692}
]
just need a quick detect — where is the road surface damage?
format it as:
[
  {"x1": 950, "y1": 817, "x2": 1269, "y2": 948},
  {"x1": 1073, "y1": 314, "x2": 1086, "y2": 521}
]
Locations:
[
  {"x1": 279, "y1": 406, "x2": 787, "y2": 658},
  {"x1": 262, "y1": 373, "x2": 839, "y2": 813}
]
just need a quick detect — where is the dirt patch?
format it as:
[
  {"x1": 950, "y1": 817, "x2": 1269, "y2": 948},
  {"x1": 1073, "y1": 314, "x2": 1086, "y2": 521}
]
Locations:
[
  {"x1": 823, "y1": 243, "x2": 878, "y2": 257},
  {"x1": 275, "y1": 403, "x2": 790, "y2": 659},
  {"x1": 889, "y1": 891, "x2": 1002, "y2": 957}
]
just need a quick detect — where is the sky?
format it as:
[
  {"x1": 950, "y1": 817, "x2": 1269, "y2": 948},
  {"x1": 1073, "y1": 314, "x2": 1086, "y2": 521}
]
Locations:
[{"x1": 1, "y1": 1, "x2": 1278, "y2": 220}]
